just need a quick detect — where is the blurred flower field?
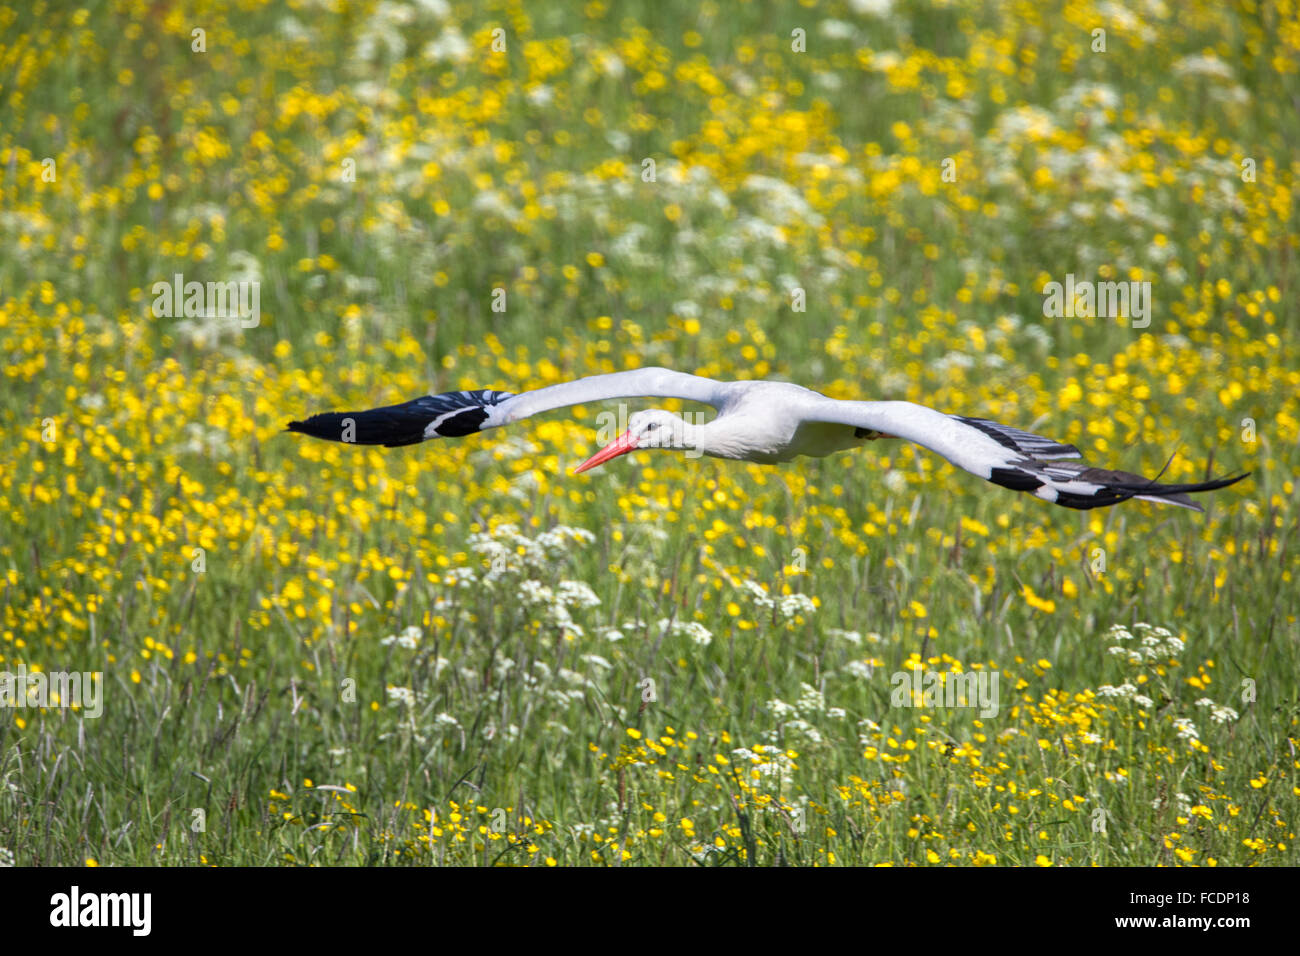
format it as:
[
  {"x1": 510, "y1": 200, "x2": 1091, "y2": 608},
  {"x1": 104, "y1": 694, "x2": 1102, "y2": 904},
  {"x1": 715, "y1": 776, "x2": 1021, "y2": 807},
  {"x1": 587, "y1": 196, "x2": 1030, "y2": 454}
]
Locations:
[{"x1": 1, "y1": 0, "x2": 1297, "y2": 865}]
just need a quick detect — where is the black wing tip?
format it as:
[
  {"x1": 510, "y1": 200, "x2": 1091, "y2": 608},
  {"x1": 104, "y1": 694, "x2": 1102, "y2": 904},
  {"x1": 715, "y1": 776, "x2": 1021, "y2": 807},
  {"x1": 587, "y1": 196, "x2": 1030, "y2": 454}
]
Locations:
[
  {"x1": 1051, "y1": 470, "x2": 1251, "y2": 511},
  {"x1": 285, "y1": 415, "x2": 334, "y2": 439},
  {"x1": 1053, "y1": 489, "x2": 1134, "y2": 510},
  {"x1": 1111, "y1": 471, "x2": 1251, "y2": 496},
  {"x1": 284, "y1": 390, "x2": 505, "y2": 446},
  {"x1": 989, "y1": 466, "x2": 1045, "y2": 493},
  {"x1": 284, "y1": 409, "x2": 428, "y2": 446}
]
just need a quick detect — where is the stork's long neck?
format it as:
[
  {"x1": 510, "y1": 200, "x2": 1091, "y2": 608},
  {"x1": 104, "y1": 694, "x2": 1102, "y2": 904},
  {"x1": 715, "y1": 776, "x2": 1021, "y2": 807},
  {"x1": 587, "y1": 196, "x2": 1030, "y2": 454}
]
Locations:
[{"x1": 680, "y1": 415, "x2": 758, "y2": 462}]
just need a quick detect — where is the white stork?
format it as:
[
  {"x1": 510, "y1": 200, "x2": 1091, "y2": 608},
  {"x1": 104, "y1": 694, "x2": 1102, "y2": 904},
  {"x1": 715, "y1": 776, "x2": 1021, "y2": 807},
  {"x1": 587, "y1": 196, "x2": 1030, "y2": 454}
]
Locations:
[{"x1": 287, "y1": 367, "x2": 1247, "y2": 511}]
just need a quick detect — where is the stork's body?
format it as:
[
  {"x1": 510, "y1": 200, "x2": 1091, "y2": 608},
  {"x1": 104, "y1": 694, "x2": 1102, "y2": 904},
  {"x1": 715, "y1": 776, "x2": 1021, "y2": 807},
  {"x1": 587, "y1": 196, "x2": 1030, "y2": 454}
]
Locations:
[
  {"x1": 287, "y1": 367, "x2": 1247, "y2": 512},
  {"x1": 662, "y1": 381, "x2": 860, "y2": 463}
]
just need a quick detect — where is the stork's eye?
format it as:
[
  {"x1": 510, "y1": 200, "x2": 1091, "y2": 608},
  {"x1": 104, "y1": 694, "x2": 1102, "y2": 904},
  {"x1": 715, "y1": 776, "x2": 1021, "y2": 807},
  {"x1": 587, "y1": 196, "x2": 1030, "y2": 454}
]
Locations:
[{"x1": 645, "y1": 422, "x2": 658, "y2": 431}]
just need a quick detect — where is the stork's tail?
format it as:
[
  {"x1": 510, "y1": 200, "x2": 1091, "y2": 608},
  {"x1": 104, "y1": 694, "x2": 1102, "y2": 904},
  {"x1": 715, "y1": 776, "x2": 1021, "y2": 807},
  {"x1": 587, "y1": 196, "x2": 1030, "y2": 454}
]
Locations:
[{"x1": 1012, "y1": 464, "x2": 1251, "y2": 511}]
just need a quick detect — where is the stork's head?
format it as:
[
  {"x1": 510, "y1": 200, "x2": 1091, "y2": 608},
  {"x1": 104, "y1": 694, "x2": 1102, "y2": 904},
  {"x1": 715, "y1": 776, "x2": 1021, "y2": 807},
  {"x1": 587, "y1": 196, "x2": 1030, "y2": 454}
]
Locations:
[{"x1": 574, "y1": 409, "x2": 695, "y2": 473}]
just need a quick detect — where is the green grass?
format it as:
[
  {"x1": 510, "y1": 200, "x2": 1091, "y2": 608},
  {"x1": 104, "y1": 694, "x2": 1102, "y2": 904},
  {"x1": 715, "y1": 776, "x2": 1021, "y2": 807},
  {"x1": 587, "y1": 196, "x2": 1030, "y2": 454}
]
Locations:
[{"x1": 0, "y1": 0, "x2": 1296, "y2": 866}]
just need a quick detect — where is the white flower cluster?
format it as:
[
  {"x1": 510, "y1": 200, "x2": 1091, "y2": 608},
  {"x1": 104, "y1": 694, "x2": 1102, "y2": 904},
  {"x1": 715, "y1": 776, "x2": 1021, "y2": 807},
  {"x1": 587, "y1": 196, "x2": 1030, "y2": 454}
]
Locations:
[
  {"x1": 832, "y1": 631, "x2": 883, "y2": 684},
  {"x1": 883, "y1": 469, "x2": 908, "y2": 494},
  {"x1": 741, "y1": 579, "x2": 817, "y2": 622},
  {"x1": 594, "y1": 619, "x2": 655, "y2": 643},
  {"x1": 516, "y1": 578, "x2": 602, "y2": 637},
  {"x1": 468, "y1": 523, "x2": 596, "y2": 585},
  {"x1": 741, "y1": 579, "x2": 774, "y2": 609},
  {"x1": 654, "y1": 618, "x2": 714, "y2": 647},
  {"x1": 844, "y1": 659, "x2": 876, "y2": 680},
  {"x1": 730, "y1": 745, "x2": 797, "y2": 784},
  {"x1": 1096, "y1": 682, "x2": 1154, "y2": 708},
  {"x1": 782, "y1": 720, "x2": 821, "y2": 745},
  {"x1": 386, "y1": 686, "x2": 416, "y2": 708},
  {"x1": 481, "y1": 721, "x2": 520, "y2": 742},
  {"x1": 558, "y1": 580, "x2": 602, "y2": 609},
  {"x1": 432, "y1": 712, "x2": 461, "y2": 731},
  {"x1": 1173, "y1": 54, "x2": 1234, "y2": 81},
  {"x1": 768, "y1": 682, "x2": 825, "y2": 719},
  {"x1": 1195, "y1": 698, "x2": 1239, "y2": 724},
  {"x1": 482, "y1": 658, "x2": 605, "y2": 727},
  {"x1": 441, "y1": 569, "x2": 477, "y2": 590},
  {"x1": 382, "y1": 670, "x2": 470, "y2": 747},
  {"x1": 1099, "y1": 622, "x2": 1239, "y2": 751},
  {"x1": 380, "y1": 624, "x2": 423, "y2": 650},
  {"x1": 796, "y1": 682, "x2": 826, "y2": 714},
  {"x1": 1106, "y1": 623, "x2": 1184, "y2": 665},
  {"x1": 762, "y1": 683, "x2": 834, "y2": 745},
  {"x1": 827, "y1": 628, "x2": 862, "y2": 645},
  {"x1": 1172, "y1": 717, "x2": 1200, "y2": 742},
  {"x1": 179, "y1": 422, "x2": 231, "y2": 456},
  {"x1": 778, "y1": 593, "x2": 817, "y2": 619},
  {"x1": 857, "y1": 717, "x2": 881, "y2": 749},
  {"x1": 767, "y1": 698, "x2": 795, "y2": 720}
]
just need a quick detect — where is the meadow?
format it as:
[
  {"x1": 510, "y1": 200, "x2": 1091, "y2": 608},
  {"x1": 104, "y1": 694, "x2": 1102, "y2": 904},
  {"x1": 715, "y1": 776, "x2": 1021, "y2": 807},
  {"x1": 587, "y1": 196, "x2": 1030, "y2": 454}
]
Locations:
[{"x1": 0, "y1": 0, "x2": 1296, "y2": 866}]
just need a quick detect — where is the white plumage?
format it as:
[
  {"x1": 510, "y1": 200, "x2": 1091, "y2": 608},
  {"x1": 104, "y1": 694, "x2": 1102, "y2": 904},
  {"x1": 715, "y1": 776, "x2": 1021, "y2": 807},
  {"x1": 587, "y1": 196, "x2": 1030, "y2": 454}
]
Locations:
[{"x1": 288, "y1": 366, "x2": 1247, "y2": 512}]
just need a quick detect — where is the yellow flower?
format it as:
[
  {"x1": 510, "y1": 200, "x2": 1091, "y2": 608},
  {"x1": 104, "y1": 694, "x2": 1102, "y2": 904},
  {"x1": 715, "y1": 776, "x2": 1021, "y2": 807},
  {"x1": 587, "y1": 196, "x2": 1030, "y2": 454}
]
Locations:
[{"x1": 1021, "y1": 585, "x2": 1056, "y2": 614}]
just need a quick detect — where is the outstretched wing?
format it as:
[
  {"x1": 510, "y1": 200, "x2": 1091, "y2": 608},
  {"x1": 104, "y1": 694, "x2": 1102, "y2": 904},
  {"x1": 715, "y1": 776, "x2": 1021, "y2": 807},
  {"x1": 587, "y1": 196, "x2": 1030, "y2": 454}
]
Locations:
[
  {"x1": 809, "y1": 398, "x2": 1248, "y2": 512},
  {"x1": 950, "y1": 415, "x2": 1082, "y2": 461},
  {"x1": 287, "y1": 367, "x2": 728, "y2": 447}
]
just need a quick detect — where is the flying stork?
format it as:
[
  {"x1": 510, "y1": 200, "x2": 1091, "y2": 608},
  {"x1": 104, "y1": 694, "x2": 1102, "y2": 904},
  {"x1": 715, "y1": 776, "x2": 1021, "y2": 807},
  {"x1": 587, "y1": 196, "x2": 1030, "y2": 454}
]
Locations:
[{"x1": 286, "y1": 367, "x2": 1247, "y2": 511}]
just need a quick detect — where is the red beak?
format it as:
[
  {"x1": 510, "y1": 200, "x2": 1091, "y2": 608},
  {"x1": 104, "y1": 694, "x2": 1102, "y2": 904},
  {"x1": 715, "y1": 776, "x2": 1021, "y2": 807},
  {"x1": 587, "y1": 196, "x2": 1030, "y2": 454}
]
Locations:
[{"x1": 574, "y1": 429, "x2": 639, "y2": 473}]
